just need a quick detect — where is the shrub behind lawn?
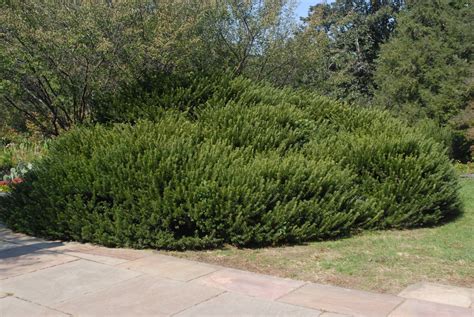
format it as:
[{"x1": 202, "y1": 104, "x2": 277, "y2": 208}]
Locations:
[{"x1": 0, "y1": 78, "x2": 461, "y2": 249}]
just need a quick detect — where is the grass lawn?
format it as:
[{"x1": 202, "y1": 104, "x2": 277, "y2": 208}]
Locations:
[{"x1": 167, "y1": 179, "x2": 474, "y2": 294}]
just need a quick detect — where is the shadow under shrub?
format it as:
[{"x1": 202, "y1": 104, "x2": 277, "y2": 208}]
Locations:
[{"x1": 0, "y1": 79, "x2": 462, "y2": 250}]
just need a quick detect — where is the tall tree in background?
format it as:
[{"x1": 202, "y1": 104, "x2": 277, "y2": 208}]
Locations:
[
  {"x1": 295, "y1": 0, "x2": 404, "y2": 103},
  {"x1": 0, "y1": 1, "x2": 187, "y2": 135},
  {"x1": 0, "y1": 0, "x2": 296, "y2": 135},
  {"x1": 373, "y1": 0, "x2": 473, "y2": 160},
  {"x1": 211, "y1": 0, "x2": 297, "y2": 78}
]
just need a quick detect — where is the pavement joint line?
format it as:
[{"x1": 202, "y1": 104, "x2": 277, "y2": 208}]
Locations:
[
  {"x1": 51, "y1": 270, "x2": 147, "y2": 307},
  {"x1": 50, "y1": 248, "x2": 146, "y2": 267},
  {"x1": 184, "y1": 266, "x2": 224, "y2": 283},
  {"x1": 45, "y1": 243, "x2": 155, "y2": 266},
  {"x1": 386, "y1": 297, "x2": 406, "y2": 316},
  {"x1": 12, "y1": 295, "x2": 73, "y2": 316},
  {"x1": 116, "y1": 261, "x2": 196, "y2": 284},
  {"x1": 274, "y1": 281, "x2": 308, "y2": 301},
  {"x1": 102, "y1": 252, "x2": 222, "y2": 282},
  {"x1": 3, "y1": 227, "x2": 472, "y2": 316},
  {"x1": 273, "y1": 282, "x2": 409, "y2": 317},
  {"x1": 273, "y1": 287, "x2": 339, "y2": 316},
  {"x1": 169, "y1": 289, "x2": 228, "y2": 316},
  {"x1": 58, "y1": 252, "x2": 128, "y2": 267},
  {"x1": 319, "y1": 309, "x2": 342, "y2": 315},
  {"x1": 116, "y1": 259, "x2": 225, "y2": 284},
  {"x1": 270, "y1": 283, "x2": 341, "y2": 314},
  {"x1": 0, "y1": 257, "x2": 81, "y2": 281},
  {"x1": 0, "y1": 238, "x2": 22, "y2": 245}
]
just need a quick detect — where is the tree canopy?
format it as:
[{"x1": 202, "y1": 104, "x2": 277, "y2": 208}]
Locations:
[
  {"x1": 0, "y1": 0, "x2": 472, "y2": 159},
  {"x1": 373, "y1": 0, "x2": 473, "y2": 124}
]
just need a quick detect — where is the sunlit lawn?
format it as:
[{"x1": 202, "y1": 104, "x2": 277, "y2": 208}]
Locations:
[{"x1": 167, "y1": 179, "x2": 474, "y2": 294}]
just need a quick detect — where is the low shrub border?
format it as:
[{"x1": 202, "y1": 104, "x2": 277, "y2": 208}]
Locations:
[{"x1": 0, "y1": 78, "x2": 462, "y2": 250}]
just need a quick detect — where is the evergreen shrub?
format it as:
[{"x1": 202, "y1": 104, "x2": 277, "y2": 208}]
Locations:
[{"x1": 0, "y1": 78, "x2": 461, "y2": 249}]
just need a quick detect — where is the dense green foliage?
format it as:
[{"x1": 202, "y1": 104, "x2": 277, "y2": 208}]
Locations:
[
  {"x1": 0, "y1": 1, "x2": 468, "y2": 250},
  {"x1": 1, "y1": 78, "x2": 461, "y2": 249},
  {"x1": 291, "y1": 0, "x2": 404, "y2": 104},
  {"x1": 373, "y1": 0, "x2": 473, "y2": 160},
  {"x1": 0, "y1": 0, "x2": 296, "y2": 135},
  {"x1": 283, "y1": 0, "x2": 472, "y2": 160},
  {"x1": 1, "y1": 1, "x2": 152, "y2": 135},
  {"x1": 373, "y1": 0, "x2": 473, "y2": 123},
  {"x1": 1, "y1": 0, "x2": 472, "y2": 159}
]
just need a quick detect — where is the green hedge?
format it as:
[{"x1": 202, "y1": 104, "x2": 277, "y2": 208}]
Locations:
[{"x1": 0, "y1": 78, "x2": 461, "y2": 249}]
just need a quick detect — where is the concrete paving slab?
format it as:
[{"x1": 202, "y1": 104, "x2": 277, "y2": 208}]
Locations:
[
  {"x1": 0, "y1": 227, "x2": 47, "y2": 245},
  {"x1": 194, "y1": 268, "x2": 305, "y2": 300},
  {"x1": 0, "y1": 241, "x2": 65, "y2": 258},
  {"x1": 85, "y1": 245, "x2": 152, "y2": 260},
  {"x1": 0, "y1": 249, "x2": 78, "y2": 279},
  {"x1": 118, "y1": 253, "x2": 220, "y2": 281},
  {"x1": 0, "y1": 239, "x2": 21, "y2": 252},
  {"x1": 48, "y1": 242, "x2": 97, "y2": 253},
  {"x1": 0, "y1": 296, "x2": 68, "y2": 316},
  {"x1": 0, "y1": 259, "x2": 141, "y2": 305},
  {"x1": 51, "y1": 242, "x2": 151, "y2": 263},
  {"x1": 175, "y1": 292, "x2": 322, "y2": 317},
  {"x1": 389, "y1": 298, "x2": 473, "y2": 317},
  {"x1": 278, "y1": 283, "x2": 403, "y2": 317},
  {"x1": 0, "y1": 292, "x2": 11, "y2": 299},
  {"x1": 62, "y1": 250, "x2": 131, "y2": 265},
  {"x1": 0, "y1": 226, "x2": 471, "y2": 317},
  {"x1": 55, "y1": 275, "x2": 224, "y2": 316},
  {"x1": 50, "y1": 243, "x2": 131, "y2": 265},
  {"x1": 398, "y1": 282, "x2": 473, "y2": 307},
  {"x1": 319, "y1": 313, "x2": 352, "y2": 317}
]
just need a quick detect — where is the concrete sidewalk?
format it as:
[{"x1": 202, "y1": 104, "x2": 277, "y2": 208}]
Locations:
[{"x1": 0, "y1": 226, "x2": 472, "y2": 316}]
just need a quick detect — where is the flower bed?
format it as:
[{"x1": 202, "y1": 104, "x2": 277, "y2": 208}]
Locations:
[
  {"x1": 0, "y1": 178, "x2": 23, "y2": 186},
  {"x1": 0, "y1": 178, "x2": 23, "y2": 193}
]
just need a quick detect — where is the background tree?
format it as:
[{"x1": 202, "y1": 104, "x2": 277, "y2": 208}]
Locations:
[
  {"x1": 373, "y1": 0, "x2": 473, "y2": 160},
  {"x1": 208, "y1": 0, "x2": 298, "y2": 78},
  {"x1": 0, "y1": 0, "x2": 297, "y2": 135},
  {"x1": 0, "y1": 1, "x2": 162, "y2": 135},
  {"x1": 293, "y1": 0, "x2": 404, "y2": 103}
]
